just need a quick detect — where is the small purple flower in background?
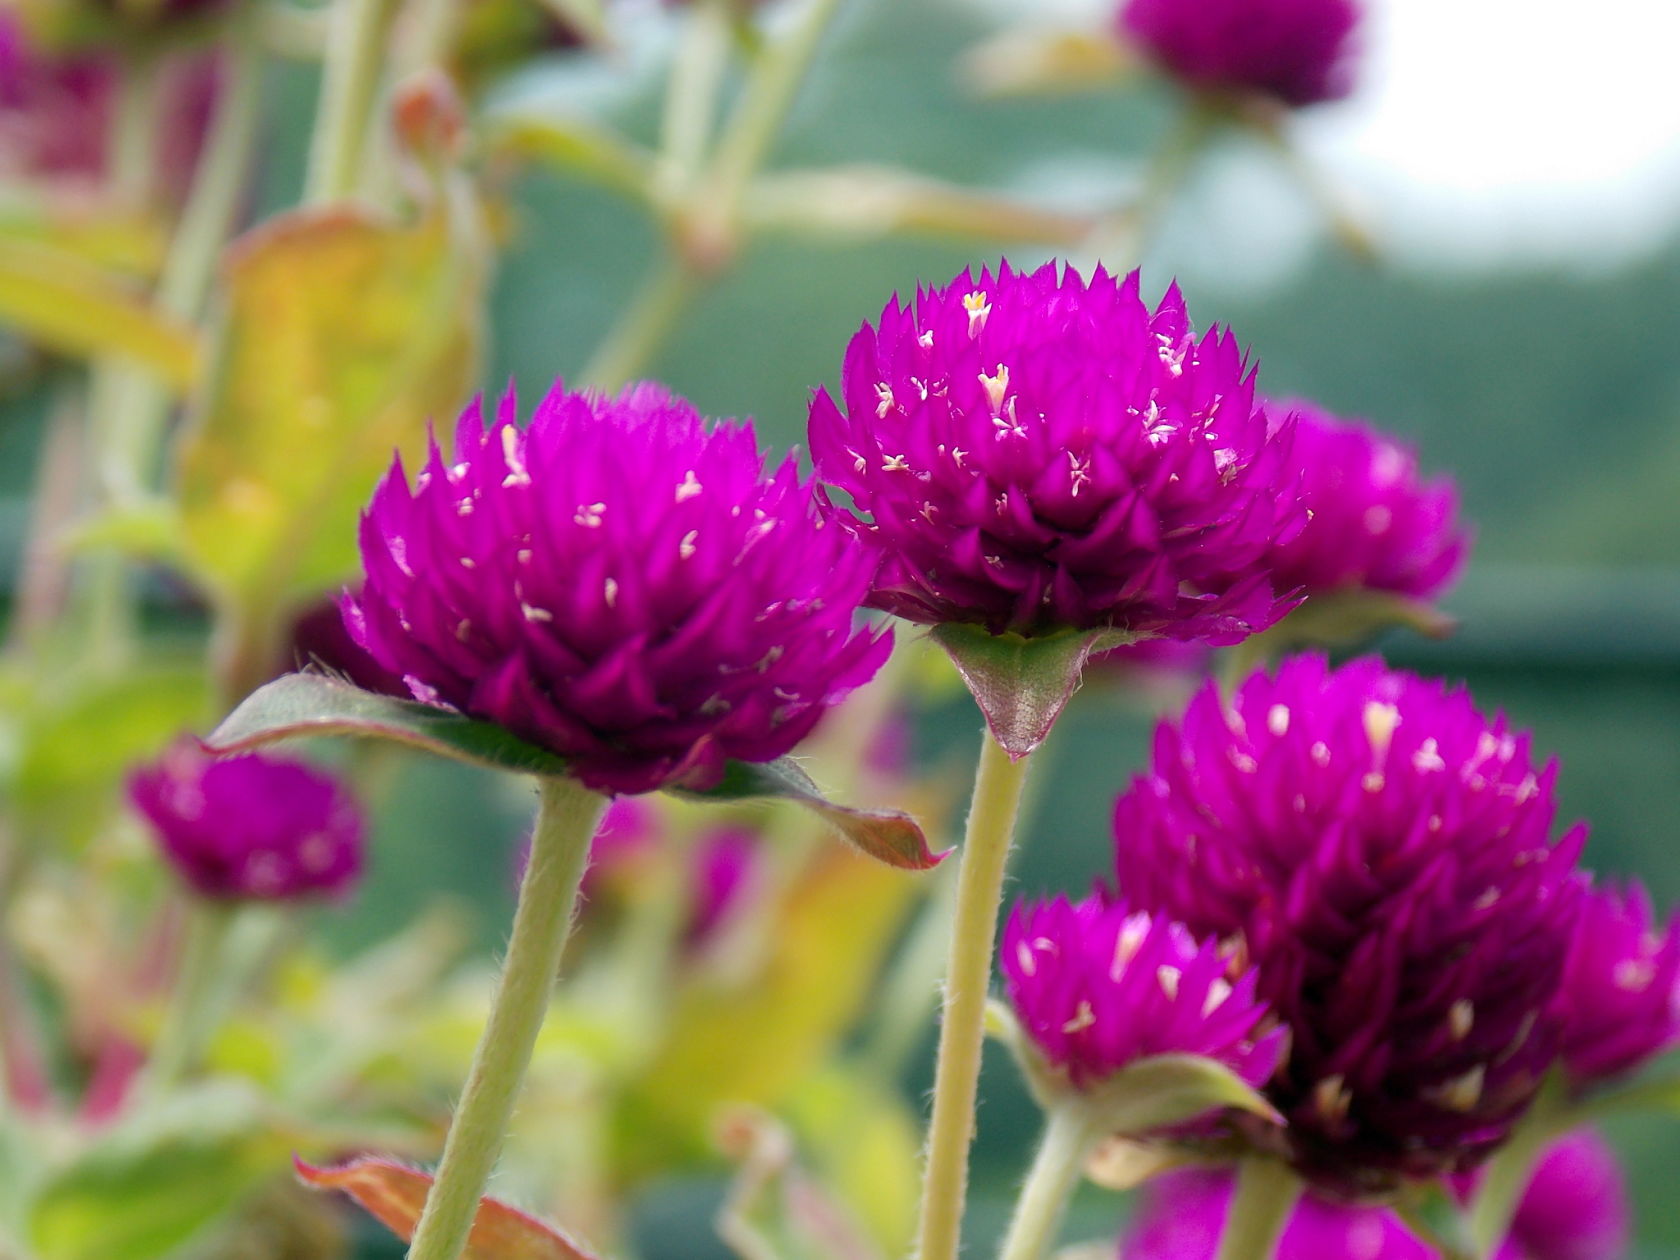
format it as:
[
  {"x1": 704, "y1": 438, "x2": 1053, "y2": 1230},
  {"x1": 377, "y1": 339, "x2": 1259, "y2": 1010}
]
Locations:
[
  {"x1": 1001, "y1": 893, "x2": 1281, "y2": 1093},
  {"x1": 1264, "y1": 399, "x2": 1468, "y2": 603},
  {"x1": 129, "y1": 742, "x2": 364, "y2": 902},
  {"x1": 1118, "y1": 0, "x2": 1361, "y2": 109},
  {"x1": 1551, "y1": 880, "x2": 1680, "y2": 1088},
  {"x1": 810, "y1": 261, "x2": 1302, "y2": 644},
  {"x1": 1121, "y1": 1128, "x2": 1627, "y2": 1260},
  {"x1": 1113, "y1": 655, "x2": 1587, "y2": 1192},
  {"x1": 684, "y1": 826, "x2": 761, "y2": 950},
  {"x1": 346, "y1": 381, "x2": 890, "y2": 794}
]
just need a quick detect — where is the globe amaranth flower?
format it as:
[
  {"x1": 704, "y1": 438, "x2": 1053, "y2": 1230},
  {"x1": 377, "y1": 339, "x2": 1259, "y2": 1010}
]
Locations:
[
  {"x1": 1001, "y1": 893, "x2": 1282, "y2": 1094},
  {"x1": 1122, "y1": 1128, "x2": 1626, "y2": 1260},
  {"x1": 283, "y1": 594, "x2": 409, "y2": 697},
  {"x1": 1264, "y1": 399, "x2": 1468, "y2": 602},
  {"x1": 0, "y1": 9, "x2": 217, "y2": 189},
  {"x1": 129, "y1": 741, "x2": 364, "y2": 901},
  {"x1": 1118, "y1": 0, "x2": 1361, "y2": 108},
  {"x1": 810, "y1": 261, "x2": 1302, "y2": 643},
  {"x1": 1112, "y1": 655, "x2": 1587, "y2": 1192},
  {"x1": 1550, "y1": 880, "x2": 1680, "y2": 1087},
  {"x1": 346, "y1": 381, "x2": 890, "y2": 794}
]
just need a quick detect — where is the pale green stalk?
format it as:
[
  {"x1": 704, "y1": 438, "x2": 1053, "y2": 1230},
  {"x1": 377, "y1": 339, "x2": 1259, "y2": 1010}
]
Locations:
[
  {"x1": 995, "y1": 1105, "x2": 1100, "y2": 1260},
  {"x1": 914, "y1": 733, "x2": 1034, "y2": 1260},
  {"x1": 143, "y1": 901, "x2": 237, "y2": 1092},
  {"x1": 1214, "y1": 1158, "x2": 1301, "y2": 1260},
  {"x1": 305, "y1": 0, "x2": 400, "y2": 203},
  {"x1": 407, "y1": 777, "x2": 608, "y2": 1260}
]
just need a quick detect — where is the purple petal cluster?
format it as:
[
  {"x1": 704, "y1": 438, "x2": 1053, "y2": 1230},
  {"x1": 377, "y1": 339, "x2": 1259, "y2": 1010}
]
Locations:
[
  {"x1": 129, "y1": 742, "x2": 364, "y2": 902},
  {"x1": 1118, "y1": 0, "x2": 1361, "y2": 108},
  {"x1": 347, "y1": 381, "x2": 889, "y2": 794},
  {"x1": 1001, "y1": 893, "x2": 1282, "y2": 1093},
  {"x1": 1265, "y1": 399, "x2": 1468, "y2": 602},
  {"x1": 1551, "y1": 880, "x2": 1680, "y2": 1087},
  {"x1": 1122, "y1": 1129, "x2": 1626, "y2": 1260},
  {"x1": 810, "y1": 262, "x2": 1302, "y2": 643},
  {"x1": 1112, "y1": 655, "x2": 1587, "y2": 1191}
]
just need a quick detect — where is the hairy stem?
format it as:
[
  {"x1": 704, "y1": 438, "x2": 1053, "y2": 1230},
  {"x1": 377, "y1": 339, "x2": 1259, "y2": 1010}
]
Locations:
[
  {"x1": 407, "y1": 776, "x2": 607, "y2": 1260},
  {"x1": 996, "y1": 1105, "x2": 1097, "y2": 1260},
  {"x1": 914, "y1": 732, "x2": 1034, "y2": 1260}
]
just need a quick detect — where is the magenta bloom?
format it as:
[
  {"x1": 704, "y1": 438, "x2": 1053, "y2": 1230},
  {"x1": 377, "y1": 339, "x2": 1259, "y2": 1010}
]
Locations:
[
  {"x1": 685, "y1": 826, "x2": 761, "y2": 949},
  {"x1": 1123, "y1": 1129, "x2": 1627, "y2": 1260},
  {"x1": 346, "y1": 382, "x2": 889, "y2": 794},
  {"x1": 1265, "y1": 399, "x2": 1468, "y2": 602},
  {"x1": 1121, "y1": 1167, "x2": 1433, "y2": 1260},
  {"x1": 1551, "y1": 880, "x2": 1680, "y2": 1087},
  {"x1": 129, "y1": 743, "x2": 364, "y2": 902},
  {"x1": 1119, "y1": 0, "x2": 1361, "y2": 108},
  {"x1": 810, "y1": 262, "x2": 1302, "y2": 643},
  {"x1": 1497, "y1": 1129, "x2": 1630, "y2": 1260},
  {"x1": 1001, "y1": 893, "x2": 1281, "y2": 1093},
  {"x1": 1113, "y1": 655, "x2": 1587, "y2": 1191}
]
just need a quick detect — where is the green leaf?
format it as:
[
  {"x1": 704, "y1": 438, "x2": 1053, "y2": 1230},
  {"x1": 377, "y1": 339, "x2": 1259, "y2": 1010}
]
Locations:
[
  {"x1": 206, "y1": 674, "x2": 941, "y2": 870},
  {"x1": 173, "y1": 202, "x2": 483, "y2": 614},
  {"x1": 0, "y1": 235, "x2": 197, "y2": 388},
  {"x1": 490, "y1": 115, "x2": 657, "y2": 204},
  {"x1": 1082, "y1": 1054, "x2": 1284, "y2": 1136},
  {"x1": 295, "y1": 1157, "x2": 601, "y2": 1258},
  {"x1": 29, "y1": 1085, "x2": 278, "y2": 1260},
  {"x1": 931, "y1": 624, "x2": 1132, "y2": 759},
  {"x1": 743, "y1": 165, "x2": 1099, "y2": 247},
  {"x1": 1269, "y1": 588, "x2": 1457, "y2": 648},
  {"x1": 670, "y1": 755, "x2": 944, "y2": 871}
]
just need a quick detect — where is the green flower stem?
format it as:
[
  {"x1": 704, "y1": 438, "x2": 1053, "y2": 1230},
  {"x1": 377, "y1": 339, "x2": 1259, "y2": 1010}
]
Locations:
[
  {"x1": 144, "y1": 900, "x2": 238, "y2": 1093},
  {"x1": 1215, "y1": 1157, "x2": 1302, "y2": 1260},
  {"x1": 306, "y1": 0, "x2": 399, "y2": 203},
  {"x1": 914, "y1": 731, "x2": 1035, "y2": 1260},
  {"x1": 1467, "y1": 1106, "x2": 1555, "y2": 1258},
  {"x1": 408, "y1": 775, "x2": 608, "y2": 1260},
  {"x1": 996, "y1": 1104, "x2": 1100, "y2": 1260},
  {"x1": 578, "y1": 254, "x2": 703, "y2": 392},
  {"x1": 1108, "y1": 101, "x2": 1218, "y2": 268},
  {"x1": 656, "y1": 0, "x2": 736, "y2": 196}
]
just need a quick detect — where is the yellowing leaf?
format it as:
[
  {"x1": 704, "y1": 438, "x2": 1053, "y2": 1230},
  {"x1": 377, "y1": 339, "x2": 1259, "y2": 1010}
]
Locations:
[
  {"x1": 614, "y1": 843, "x2": 918, "y2": 1176},
  {"x1": 295, "y1": 1157, "x2": 602, "y2": 1258},
  {"x1": 174, "y1": 204, "x2": 482, "y2": 615},
  {"x1": 0, "y1": 235, "x2": 197, "y2": 387}
]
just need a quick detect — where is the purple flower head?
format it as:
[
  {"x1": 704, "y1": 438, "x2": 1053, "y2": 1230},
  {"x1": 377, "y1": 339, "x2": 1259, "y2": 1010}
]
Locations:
[
  {"x1": 1119, "y1": 0, "x2": 1361, "y2": 108},
  {"x1": 1499, "y1": 1128, "x2": 1629, "y2": 1260},
  {"x1": 810, "y1": 261, "x2": 1302, "y2": 644},
  {"x1": 685, "y1": 825, "x2": 761, "y2": 949},
  {"x1": 1123, "y1": 1129, "x2": 1626, "y2": 1260},
  {"x1": 284, "y1": 594, "x2": 410, "y2": 697},
  {"x1": 129, "y1": 742, "x2": 364, "y2": 902},
  {"x1": 1551, "y1": 880, "x2": 1680, "y2": 1087},
  {"x1": 346, "y1": 381, "x2": 891, "y2": 794},
  {"x1": 1113, "y1": 655, "x2": 1587, "y2": 1193},
  {"x1": 1265, "y1": 399, "x2": 1468, "y2": 603},
  {"x1": 1001, "y1": 893, "x2": 1282, "y2": 1094},
  {"x1": 1121, "y1": 1167, "x2": 1433, "y2": 1260}
]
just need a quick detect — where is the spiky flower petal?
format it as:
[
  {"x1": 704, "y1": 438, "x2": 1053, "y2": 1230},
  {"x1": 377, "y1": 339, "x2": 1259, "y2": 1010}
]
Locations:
[
  {"x1": 1122, "y1": 1128, "x2": 1626, "y2": 1260},
  {"x1": 1118, "y1": 0, "x2": 1361, "y2": 108},
  {"x1": 1265, "y1": 399, "x2": 1468, "y2": 602},
  {"x1": 1552, "y1": 880, "x2": 1680, "y2": 1087},
  {"x1": 347, "y1": 381, "x2": 890, "y2": 794},
  {"x1": 810, "y1": 261, "x2": 1302, "y2": 642},
  {"x1": 129, "y1": 742, "x2": 364, "y2": 902},
  {"x1": 1001, "y1": 893, "x2": 1281, "y2": 1093},
  {"x1": 1113, "y1": 655, "x2": 1587, "y2": 1191}
]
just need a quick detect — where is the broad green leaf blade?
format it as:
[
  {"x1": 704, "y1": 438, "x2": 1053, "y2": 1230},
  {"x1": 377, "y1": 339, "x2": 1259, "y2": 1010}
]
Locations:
[
  {"x1": 295, "y1": 1157, "x2": 601, "y2": 1258},
  {"x1": 672, "y1": 755, "x2": 944, "y2": 871},
  {"x1": 174, "y1": 202, "x2": 482, "y2": 614},
  {"x1": 932, "y1": 624, "x2": 1131, "y2": 759},
  {"x1": 1086, "y1": 1053, "x2": 1284, "y2": 1136},
  {"x1": 208, "y1": 675, "x2": 940, "y2": 869},
  {"x1": 205, "y1": 674, "x2": 571, "y2": 776},
  {"x1": 0, "y1": 236, "x2": 197, "y2": 387}
]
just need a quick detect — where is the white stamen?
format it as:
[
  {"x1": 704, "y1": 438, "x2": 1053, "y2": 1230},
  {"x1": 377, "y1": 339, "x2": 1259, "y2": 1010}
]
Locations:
[
  {"x1": 1267, "y1": 704, "x2": 1290, "y2": 737},
  {"x1": 676, "y1": 470, "x2": 703, "y2": 502}
]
